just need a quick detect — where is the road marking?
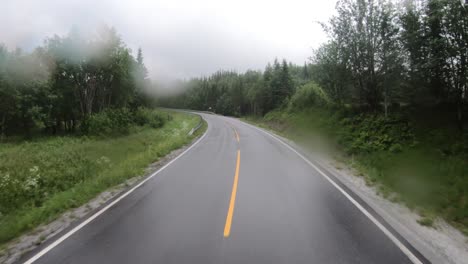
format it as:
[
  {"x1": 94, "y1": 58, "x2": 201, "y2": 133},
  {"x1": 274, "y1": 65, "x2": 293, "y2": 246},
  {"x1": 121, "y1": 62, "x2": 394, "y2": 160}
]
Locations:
[
  {"x1": 224, "y1": 150, "x2": 240, "y2": 238},
  {"x1": 240, "y1": 120, "x2": 424, "y2": 264},
  {"x1": 226, "y1": 122, "x2": 240, "y2": 142},
  {"x1": 234, "y1": 128, "x2": 240, "y2": 142},
  {"x1": 23, "y1": 124, "x2": 208, "y2": 264}
]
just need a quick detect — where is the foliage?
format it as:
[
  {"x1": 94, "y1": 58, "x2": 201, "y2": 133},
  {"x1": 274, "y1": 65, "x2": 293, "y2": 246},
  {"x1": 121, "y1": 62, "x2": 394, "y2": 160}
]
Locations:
[
  {"x1": 158, "y1": 59, "x2": 298, "y2": 116},
  {"x1": 336, "y1": 113, "x2": 415, "y2": 154},
  {"x1": 0, "y1": 26, "x2": 151, "y2": 139},
  {"x1": 80, "y1": 108, "x2": 167, "y2": 136},
  {"x1": 311, "y1": 42, "x2": 351, "y2": 105},
  {"x1": 162, "y1": 0, "x2": 467, "y2": 129},
  {"x1": 82, "y1": 108, "x2": 134, "y2": 135},
  {"x1": 133, "y1": 107, "x2": 166, "y2": 128},
  {"x1": 288, "y1": 82, "x2": 330, "y2": 111}
]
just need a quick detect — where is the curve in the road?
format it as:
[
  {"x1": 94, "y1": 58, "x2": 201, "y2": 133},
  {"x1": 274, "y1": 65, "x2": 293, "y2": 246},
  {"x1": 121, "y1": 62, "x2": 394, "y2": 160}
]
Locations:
[{"x1": 21, "y1": 113, "x2": 430, "y2": 264}]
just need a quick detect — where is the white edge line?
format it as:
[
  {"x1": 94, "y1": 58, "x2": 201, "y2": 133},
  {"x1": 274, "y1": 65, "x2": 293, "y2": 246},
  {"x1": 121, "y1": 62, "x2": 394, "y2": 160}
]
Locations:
[
  {"x1": 241, "y1": 120, "x2": 423, "y2": 264},
  {"x1": 23, "y1": 121, "x2": 208, "y2": 264}
]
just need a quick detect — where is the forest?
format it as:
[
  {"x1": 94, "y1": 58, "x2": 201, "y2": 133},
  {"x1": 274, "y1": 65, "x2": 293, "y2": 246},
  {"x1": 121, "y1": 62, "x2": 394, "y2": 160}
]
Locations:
[
  {"x1": 0, "y1": 26, "x2": 155, "y2": 139},
  {"x1": 160, "y1": 0, "x2": 467, "y2": 129}
]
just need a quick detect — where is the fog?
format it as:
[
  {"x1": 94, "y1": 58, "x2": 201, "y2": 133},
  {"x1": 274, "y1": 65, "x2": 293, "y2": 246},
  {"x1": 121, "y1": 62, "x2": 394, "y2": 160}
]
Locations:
[{"x1": 1, "y1": 0, "x2": 335, "y2": 81}]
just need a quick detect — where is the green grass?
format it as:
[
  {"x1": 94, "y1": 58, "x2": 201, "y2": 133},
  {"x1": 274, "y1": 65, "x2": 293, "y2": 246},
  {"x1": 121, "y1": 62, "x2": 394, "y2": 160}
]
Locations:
[
  {"x1": 0, "y1": 110, "x2": 206, "y2": 246},
  {"x1": 245, "y1": 108, "x2": 468, "y2": 235}
]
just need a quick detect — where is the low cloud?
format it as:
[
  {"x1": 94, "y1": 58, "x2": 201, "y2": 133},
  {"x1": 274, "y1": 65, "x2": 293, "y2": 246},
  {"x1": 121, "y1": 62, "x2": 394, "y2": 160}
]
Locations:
[{"x1": 1, "y1": 0, "x2": 335, "y2": 80}]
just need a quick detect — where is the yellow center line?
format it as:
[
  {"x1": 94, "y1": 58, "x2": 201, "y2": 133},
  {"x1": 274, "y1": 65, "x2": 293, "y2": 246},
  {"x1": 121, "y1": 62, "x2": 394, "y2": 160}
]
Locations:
[
  {"x1": 234, "y1": 128, "x2": 240, "y2": 142},
  {"x1": 224, "y1": 150, "x2": 241, "y2": 238},
  {"x1": 225, "y1": 121, "x2": 240, "y2": 143}
]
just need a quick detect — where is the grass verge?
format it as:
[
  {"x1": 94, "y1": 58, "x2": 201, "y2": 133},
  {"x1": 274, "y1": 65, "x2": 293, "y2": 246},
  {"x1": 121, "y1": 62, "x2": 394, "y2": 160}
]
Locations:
[
  {"x1": 243, "y1": 108, "x2": 468, "y2": 235},
  {"x1": 0, "y1": 110, "x2": 206, "y2": 246}
]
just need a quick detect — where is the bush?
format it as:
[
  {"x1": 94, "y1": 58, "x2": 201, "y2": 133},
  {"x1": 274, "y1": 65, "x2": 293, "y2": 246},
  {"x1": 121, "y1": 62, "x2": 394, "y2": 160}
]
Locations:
[
  {"x1": 288, "y1": 82, "x2": 330, "y2": 111},
  {"x1": 82, "y1": 108, "x2": 133, "y2": 136},
  {"x1": 389, "y1": 143, "x2": 403, "y2": 153},
  {"x1": 134, "y1": 108, "x2": 166, "y2": 128},
  {"x1": 337, "y1": 113, "x2": 414, "y2": 154},
  {"x1": 81, "y1": 108, "x2": 167, "y2": 136}
]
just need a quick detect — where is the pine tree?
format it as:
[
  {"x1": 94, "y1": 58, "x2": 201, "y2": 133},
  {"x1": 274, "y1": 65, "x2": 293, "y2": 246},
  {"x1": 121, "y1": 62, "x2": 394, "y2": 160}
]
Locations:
[
  {"x1": 302, "y1": 62, "x2": 309, "y2": 80},
  {"x1": 280, "y1": 59, "x2": 294, "y2": 99}
]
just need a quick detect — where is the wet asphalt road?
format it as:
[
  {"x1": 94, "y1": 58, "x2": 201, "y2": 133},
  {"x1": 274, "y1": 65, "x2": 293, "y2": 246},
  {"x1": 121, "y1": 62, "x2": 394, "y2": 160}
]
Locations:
[{"x1": 25, "y1": 113, "x2": 418, "y2": 264}]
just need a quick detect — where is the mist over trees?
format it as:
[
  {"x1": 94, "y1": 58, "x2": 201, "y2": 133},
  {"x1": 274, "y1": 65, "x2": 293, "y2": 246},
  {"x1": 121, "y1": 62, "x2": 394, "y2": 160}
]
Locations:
[
  {"x1": 1, "y1": 0, "x2": 467, "y2": 136},
  {"x1": 160, "y1": 58, "x2": 304, "y2": 116},
  {"x1": 160, "y1": 0, "x2": 467, "y2": 130},
  {"x1": 0, "y1": 26, "x2": 151, "y2": 138}
]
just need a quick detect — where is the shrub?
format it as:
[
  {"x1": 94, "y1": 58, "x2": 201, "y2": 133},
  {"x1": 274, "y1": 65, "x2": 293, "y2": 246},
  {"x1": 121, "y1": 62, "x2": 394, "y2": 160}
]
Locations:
[
  {"x1": 134, "y1": 108, "x2": 166, "y2": 128},
  {"x1": 288, "y1": 82, "x2": 330, "y2": 111},
  {"x1": 336, "y1": 113, "x2": 415, "y2": 154},
  {"x1": 82, "y1": 108, "x2": 133, "y2": 136},
  {"x1": 81, "y1": 108, "x2": 167, "y2": 136},
  {"x1": 389, "y1": 143, "x2": 403, "y2": 153}
]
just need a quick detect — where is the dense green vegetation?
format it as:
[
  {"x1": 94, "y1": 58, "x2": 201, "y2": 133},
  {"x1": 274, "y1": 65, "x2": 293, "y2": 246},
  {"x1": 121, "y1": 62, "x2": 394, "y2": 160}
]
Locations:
[
  {"x1": 0, "y1": 110, "x2": 204, "y2": 245},
  {"x1": 0, "y1": 26, "x2": 152, "y2": 139},
  {"x1": 160, "y1": 0, "x2": 467, "y2": 124},
  {"x1": 159, "y1": 59, "x2": 300, "y2": 116},
  {"x1": 161, "y1": 0, "x2": 468, "y2": 232},
  {"x1": 82, "y1": 108, "x2": 166, "y2": 136}
]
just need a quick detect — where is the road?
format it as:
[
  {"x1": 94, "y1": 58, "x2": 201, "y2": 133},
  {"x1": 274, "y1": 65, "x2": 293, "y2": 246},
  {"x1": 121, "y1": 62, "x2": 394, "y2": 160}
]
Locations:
[{"x1": 22, "y1": 113, "x2": 427, "y2": 264}]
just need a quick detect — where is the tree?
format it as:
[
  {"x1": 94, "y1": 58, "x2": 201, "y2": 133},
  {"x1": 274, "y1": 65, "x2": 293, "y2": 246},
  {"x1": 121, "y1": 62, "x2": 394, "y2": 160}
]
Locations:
[
  {"x1": 400, "y1": 1, "x2": 429, "y2": 104},
  {"x1": 312, "y1": 41, "x2": 351, "y2": 106},
  {"x1": 440, "y1": 0, "x2": 468, "y2": 129},
  {"x1": 0, "y1": 26, "x2": 151, "y2": 138},
  {"x1": 280, "y1": 59, "x2": 294, "y2": 99},
  {"x1": 326, "y1": 0, "x2": 404, "y2": 112},
  {"x1": 46, "y1": 27, "x2": 137, "y2": 118},
  {"x1": 379, "y1": 0, "x2": 403, "y2": 117}
]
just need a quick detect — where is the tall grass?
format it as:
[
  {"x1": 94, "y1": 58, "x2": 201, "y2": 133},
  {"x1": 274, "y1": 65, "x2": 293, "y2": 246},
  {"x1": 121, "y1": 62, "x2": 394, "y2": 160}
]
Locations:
[{"x1": 0, "y1": 110, "x2": 205, "y2": 245}]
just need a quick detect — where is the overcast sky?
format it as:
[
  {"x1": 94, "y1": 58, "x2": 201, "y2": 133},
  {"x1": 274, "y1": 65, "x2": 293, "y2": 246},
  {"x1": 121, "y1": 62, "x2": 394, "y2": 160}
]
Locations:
[{"x1": 1, "y1": 0, "x2": 336, "y2": 80}]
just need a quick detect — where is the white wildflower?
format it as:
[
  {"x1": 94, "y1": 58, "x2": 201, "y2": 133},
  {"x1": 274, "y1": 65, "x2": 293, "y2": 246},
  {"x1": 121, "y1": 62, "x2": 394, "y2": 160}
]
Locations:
[
  {"x1": 24, "y1": 175, "x2": 39, "y2": 190},
  {"x1": 29, "y1": 166, "x2": 39, "y2": 173},
  {"x1": 0, "y1": 173, "x2": 10, "y2": 189},
  {"x1": 96, "y1": 156, "x2": 111, "y2": 165}
]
